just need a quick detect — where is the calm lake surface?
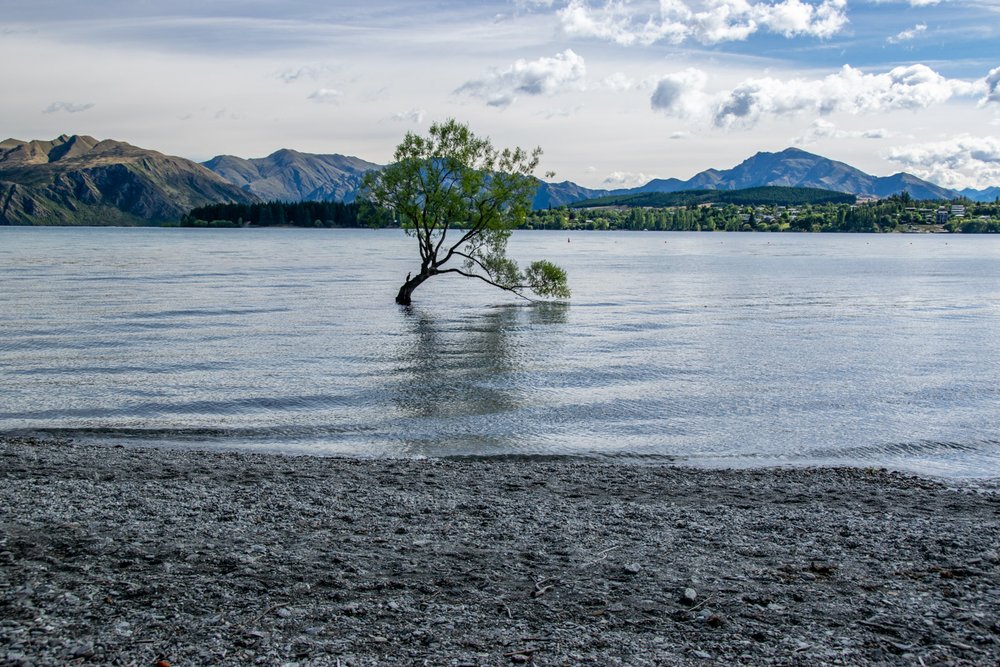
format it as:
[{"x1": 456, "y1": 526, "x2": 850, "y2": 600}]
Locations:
[{"x1": 2, "y1": 227, "x2": 999, "y2": 479}]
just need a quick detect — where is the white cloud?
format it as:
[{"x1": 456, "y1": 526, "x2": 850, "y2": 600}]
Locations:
[
  {"x1": 886, "y1": 23, "x2": 926, "y2": 44},
  {"x1": 455, "y1": 49, "x2": 586, "y2": 108},
  {"x1": 885, "y1": 135, "x2": 1000, "y2": 189},
  {"x1": 277, "y1": 64, "x2": 338, "y2": 83},
  {"x1": 43, "y1": 101, "x2": 94, "y2": 114},
  {"x1": 792, "y1": 118, "x2": 892, "y2": 143},
  {"x1": 670, "y1": 131, "x2": 691, "y2": 139},
  {"x1": 307, "y1": 88, "x2": 344, "y2": 104},
  {"x1": 388, "y1": 109, "x2": 425, "y2": 123},
  {"x1": 557, "y1": 0, "x2": 848, "y2": 46},
  {"x1": 651, "y1": 64, "x2": 991, "y2": 128},
  {"x1": 600, "y1": 72, "x2": 637, "y2": 92},
  {"x1": 650, "y1": 68, "x2": 711, "y2": 118},
  {"x1": 986, "y1": 66, "x2": 1000, "y2": 105},
  {"x1": 604, "y1": 170, "x2": 656, "y2": 185}
]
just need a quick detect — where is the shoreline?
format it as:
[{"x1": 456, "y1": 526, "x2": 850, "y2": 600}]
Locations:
[{"x1": 2, "y1": 436, "x2": 999, "y2": 665}]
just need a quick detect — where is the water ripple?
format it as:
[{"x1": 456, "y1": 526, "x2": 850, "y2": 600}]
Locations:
[{"x1": 2, "y1": 228, "x2": 1000, "y2": 479}]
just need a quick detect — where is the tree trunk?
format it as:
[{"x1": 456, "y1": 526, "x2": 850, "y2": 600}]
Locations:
[{"x1": 395, "y1": 272, "x2": 430, "y2": 305}]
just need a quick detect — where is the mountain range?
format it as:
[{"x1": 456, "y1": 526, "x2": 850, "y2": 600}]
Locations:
[
  {"x1": 621, "y1": 147, "x2": 960, "y2": 201},
  {"x1": 2, "y1": 135, "x2": 995, "y2": 225},
  {"x1": 0, "y1": 135, "x2": 255, "y2": 225},
  {"x1": 202, "y1": 149, "x2": 380, "y2": 203},
  {"x1": 193, "y1": 145, "x2": 972, "y2": 207},
  {"x1": 194, "y1": 145, "x2": 980, "y2": 206}
]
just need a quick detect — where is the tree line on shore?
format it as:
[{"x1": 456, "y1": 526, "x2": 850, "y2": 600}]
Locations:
[
  {"x1": 181, "y1": 200, "x2": 392, "y2": 228},
  {"x1": 183, "y1": 195, "x2": 1000, "y2": 233},
  {"x1": 528, "y1": 195, "x2": 1000, "y2": 233}
]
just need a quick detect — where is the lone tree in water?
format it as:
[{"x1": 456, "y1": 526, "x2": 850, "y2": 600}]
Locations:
[{"x1": 362, "y1": 119, "x2": 570, "y2": 306}]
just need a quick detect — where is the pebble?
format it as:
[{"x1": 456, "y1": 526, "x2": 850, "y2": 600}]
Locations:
[
  {"x1": 68, "y1": 642, "x2": 94, "y2": 659},
  {"x1": 2, "y1": 436, "x2": 998, "y2": 667}
]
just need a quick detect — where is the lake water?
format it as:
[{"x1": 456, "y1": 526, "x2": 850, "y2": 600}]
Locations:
[{"x1": 2, "y1": 227, "x2": 999, "y2": 479}]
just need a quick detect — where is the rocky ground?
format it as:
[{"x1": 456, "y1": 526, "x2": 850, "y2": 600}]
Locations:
[{"x1": 1, "y1": 436, "x2": 999, "y2": 666}]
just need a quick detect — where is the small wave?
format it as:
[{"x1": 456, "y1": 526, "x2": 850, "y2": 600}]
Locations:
[
  {"x1": 810, "y1": 439, "x2": 998, "y2": 460},
  {"x1": 121, "y1": 307, "x2": 292, "y2": 320}
]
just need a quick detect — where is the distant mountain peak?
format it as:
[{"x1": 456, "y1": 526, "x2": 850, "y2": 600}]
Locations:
[
  {"x1": 627, "y1": 147, "x2": 959, "y2": 200},
  {"x1": 777, "y1": 146, "x2": 812, "y2": 155}
]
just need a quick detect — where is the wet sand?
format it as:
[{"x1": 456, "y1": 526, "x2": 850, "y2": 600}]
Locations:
[{"x1": 2, "y1": 436, "x2": 999, "y2": 666}]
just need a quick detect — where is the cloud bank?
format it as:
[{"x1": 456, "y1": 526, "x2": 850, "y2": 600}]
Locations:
[
  {"x1": 886, "y1": 136, "x2": 1000, "y2": 190},
  {"x1": 456, "y1": 49, "x2": 586, "y2": 107},
  {"x1": 651, "y1": 64, "x2": 993, "y2": 127},
  {"x1": 43, "y1": 101, "x2": 94, "y2": 114}
]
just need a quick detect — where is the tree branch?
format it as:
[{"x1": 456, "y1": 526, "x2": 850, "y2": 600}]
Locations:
[{"x1": 435, "y1": 268, "x2": 537, "y2": 302}]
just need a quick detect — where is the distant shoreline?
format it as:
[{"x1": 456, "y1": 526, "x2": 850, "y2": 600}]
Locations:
[{"x1": 3, "y1": 436, "x2": 999, "y2": 665}]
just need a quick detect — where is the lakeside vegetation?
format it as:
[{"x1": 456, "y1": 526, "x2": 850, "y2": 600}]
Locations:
[
  {"x1": 529, "y1": 194, "x2": 1000, "y2": 233},
  {"x1": 181, "y1": 200, "x2": 387, "y2": 228},
  {"x1": 182, "y1": 192, "x2": 1000, "y2": 233}
]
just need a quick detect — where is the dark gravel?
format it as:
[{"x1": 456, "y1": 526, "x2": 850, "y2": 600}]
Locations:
[{"x1": 2, "y1": 436, "x2": 999, "y2": 666}]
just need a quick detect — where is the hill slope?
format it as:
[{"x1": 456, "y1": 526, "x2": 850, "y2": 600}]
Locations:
[
  {"x1": 202, "y1": 149, "x2": 381, "y2": 203},
  {"x1": 0, "y1": 135, "x2": 257, "y2": 225},
  {"x1": 532, "y1": 179, "x2": 609, "y2": 209}
]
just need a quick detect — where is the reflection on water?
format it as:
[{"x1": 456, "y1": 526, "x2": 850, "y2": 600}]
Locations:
[
  {"x1": 390, "y1": 303, "x2": 569, "y2": 456},
  {"x1": 2, "y1": 227, "x2": 1000, "y2": 479},
  {"x1": 394, "y1": 306, "x2": 523, "y2": 419}
]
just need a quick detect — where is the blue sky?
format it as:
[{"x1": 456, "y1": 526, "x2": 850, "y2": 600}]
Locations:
[{"x1": 2, "y1": 0, "x2": 998, "y2": 189}]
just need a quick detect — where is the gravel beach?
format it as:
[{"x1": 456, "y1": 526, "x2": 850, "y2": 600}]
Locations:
[{"x1": 2, "y1": 436, "x2": 999, "y2": 666}]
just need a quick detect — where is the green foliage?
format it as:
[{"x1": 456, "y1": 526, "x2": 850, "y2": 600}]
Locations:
[
  {"x1": 960, "y1": 219, "x2": 1000, "y2": 233},
  {"x1": 525, "y1": 260, "x2": 571, "y2": 299},
  {"x1": 362, "y1": 119, "x2": 569, "y2": 304}
]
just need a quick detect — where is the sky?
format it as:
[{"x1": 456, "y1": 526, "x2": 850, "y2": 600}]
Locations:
[{"x1": 1, "y1": 0, "x2": 998, "y2": 190}]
